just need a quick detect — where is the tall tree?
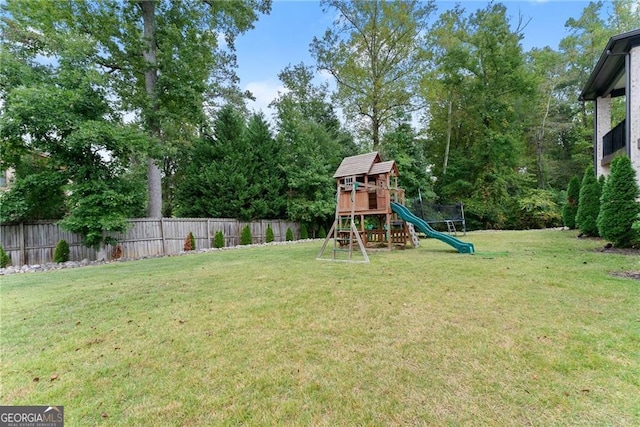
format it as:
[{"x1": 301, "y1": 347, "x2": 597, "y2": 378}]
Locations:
[
  {"x1": 311, "y1": 0, "x2": 435, "y2": 149},
  {"x1": 423, "y1": 3, "x2": 534, "y2": 228},
  {"x1": 381, "y1": 120, "x2": 432, "y2": 199},
  {"x1": 0, "y1": 42, "x2": 147, "y2": 249},
  {"x1": 1, "y1": 0, "x2": 271, "y2": 218},
  {"x1": 245, "y1": 112, "x2": 287, "y2": 219},
  {"x1": 175, "y1": 105, "x2": 253, "y2": 219},
  {"x1": 272, "y1": 63, "x2": 357, "y2": 227}
]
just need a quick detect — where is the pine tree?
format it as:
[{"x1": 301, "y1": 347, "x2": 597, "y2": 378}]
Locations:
[
  {"x1": 300, "y1": 224, "x2": 309, "y2": 239},
  {"x1": 597, "y1": 156, "x2": 640, "y2": 247},
  {"x1": 562, "y1": 176, "x2": 581, "y2": 229},
  {"x1": 183, "y1": 232, "x2": 195, "y2": 251},
  {"x1": 265, "y1": 225, "x2": 275, "y2": 243},
  {"x1": 285, "y1": 228, "x2": 294, "y2": 241},
  {"x1": 575, "y1": 166, "x2": 601, "y2": 237},
  {"x1": 240, "y1": 225, "x2": 253, "y2": 245},
  {"x1": 213, "y1": 231, "x2": 225, "y2": 248}
]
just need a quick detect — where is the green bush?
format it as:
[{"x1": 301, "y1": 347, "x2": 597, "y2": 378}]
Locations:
[
  {"x1": 517, "y1": 189, "x2": 562, "y2": 229},
  {"x1": 575, "y1": 166, "x2": 601, "y2": 237},
  {"x1": 285, "y1": 227, "x2": 294, "y2": 241},
  {"x1": 318, "y1": 225, "x2": 327, "y2": 238},
  {"x1": 633, "y1": 215, "x2": 640, "y2": 245},
  {"x1": 213, "y1": 230, "x2": 225, "y2": 248},
  {"x1": 562, "y1": 175, "x2": 580, "y2": 229},
  {"x1": 0, "y1": 246, "x2": 10, "y2": 268},
  {"x1": 53, "y1": 239, "x2": 70, "y2": 263},
  {"x1": 240, "y1": 225, "x2": 252, "y2": 245},
  {"x1": 597, "y1": 156, "x2": 640, "y2": 247},
  {"x1": 300, "y1": 223, "x2": 309, "y2": 239},
  {"x1": 265, "y1": 225, "x2": 274, "y2": 243}
]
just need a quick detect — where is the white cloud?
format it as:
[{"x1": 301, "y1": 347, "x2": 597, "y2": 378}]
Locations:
[{"x1": 244, "y1": 79, "x2": 287, "y2": 117}]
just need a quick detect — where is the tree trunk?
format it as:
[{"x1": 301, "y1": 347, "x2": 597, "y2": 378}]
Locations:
[
  {"x1": 536, "y1": 129, "x2": 545, "y2": 189},
  {"x1": 536, "y1": 91, "x2": 553, "y2": 189},
  {"x1": 140, "y1": 0, "x2": 163, "y2": 218},
  {"x1": 372, "y1": 118, "x2": 380, "y2": 151},
  {"x1": 443, "y1": 98, "x2": 452, "y2": 175}
]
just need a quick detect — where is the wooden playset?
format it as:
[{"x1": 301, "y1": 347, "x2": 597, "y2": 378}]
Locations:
[
  {"x1": 317, "y1": 152, "x2": 475, "y2": 262},
  {"x1": 317, "y1": 152, "x2": 414, "y2": 262}
]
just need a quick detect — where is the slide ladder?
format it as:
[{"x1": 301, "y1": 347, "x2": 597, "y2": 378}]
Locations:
[
  {"x1": 446, "y1": 220, "x2": 457, "y2": 235},
  {"x1": 390, "y1": 202, "x2": 474, "y2": 254}
]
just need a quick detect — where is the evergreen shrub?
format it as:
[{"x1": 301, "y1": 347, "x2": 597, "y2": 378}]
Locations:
[
  {"x1": 562, "y1": 176, "x2": 580, "y2": 229},
  {"x1": 597, "y1": 156, "x2": 640, "y2": 247},
  {"x1": 213, "y1": 230, "x2": 224, "y2": 248},
  {"x1": 285, "y1": 227, "x2": 293, "y2": 241},
  {"x1": 240, "y1": 225, "x2": 252, "y2": 245},
  {"x1": 0, "y1": 246, "x2": 10, "y2": 268},
  {"x1": 184, "y1": 232, "x2": 195, "y2": 251},
  {"x1": 318, "y1": 225, "x2": 327, "y2": 238},
  {"x1": 112, "y1": 244, "x2": 123, "y2": 259},
  {"x1": 265, "y1": 225, "x2": 274, "y2": 243},
  {"x1": 53, "y1": 239, "x2": 70, "y2": 263},
  {"x1": 575, "y1": 166, "x2": 601, "y2": 236},
  {"x1": 300, "y1": 223, "x2": 308, "y2": 239},
  {"x1": 598, "y1": 174, "x2": 606, "y2": 191}
]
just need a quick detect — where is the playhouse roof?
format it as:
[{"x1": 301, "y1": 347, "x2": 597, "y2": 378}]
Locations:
[
  {"x1": 333, "y1": 152, "x2": 398, "y2": 178},
  {"x1": 370, "y1": 160, "x2": 398, "y2": 176}
]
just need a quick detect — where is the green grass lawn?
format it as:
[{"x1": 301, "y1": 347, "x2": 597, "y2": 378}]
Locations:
[{"x1": 1, "y1": 230, "x2": 639, "y2": 426}]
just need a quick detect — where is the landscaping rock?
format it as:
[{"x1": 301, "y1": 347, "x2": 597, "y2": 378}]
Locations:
[{"x1": 0, "y1": 239, "x2": 320, "y2": 275}]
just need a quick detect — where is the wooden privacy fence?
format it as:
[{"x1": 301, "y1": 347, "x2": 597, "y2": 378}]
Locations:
[{"x1": 0, "y1": 218, "x2": 300, "y2": 266}]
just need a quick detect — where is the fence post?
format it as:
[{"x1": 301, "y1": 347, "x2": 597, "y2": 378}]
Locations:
[
  {"x1": 19, "y1": 222, "x2": 25, "y2": 266},
  {"x1": 160, "y1": 218, "x2": 167, "y2": 255}
]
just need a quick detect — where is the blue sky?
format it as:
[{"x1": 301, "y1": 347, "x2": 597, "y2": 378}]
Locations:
[{"x1": 233, "y1": 0, "x2": 594, "y2": 116}]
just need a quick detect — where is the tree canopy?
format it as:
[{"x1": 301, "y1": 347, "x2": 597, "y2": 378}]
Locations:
[
  {"x1": 311, "y1": 0, "x2": 435, "y2": 150},
  {"x1": 1, "y1": 0, "x2": 271, "y2": 217},
  {"x1": 1, "y1": 0, "x2": 635, "y2": 235}
]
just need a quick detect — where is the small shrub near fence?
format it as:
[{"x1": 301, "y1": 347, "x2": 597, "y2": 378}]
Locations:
[
  {"x1": 184, "y1": 232, "x2": 196, "y2": 251},
  {"x1": 240, "y1": 226, "x2": 252, "y2": 245},
  {"x1": 53, "y1": 240, "x2": 70, "y2": 263},
  {"x1": 265, "y1": 225, "x2": 274, "y2": 243},
  {"x1": 213, "y1": 231, "x2": 225, "y2": 248},
  {"x1": 0, "y1": 246, "x2": 10, "y2": 268}
]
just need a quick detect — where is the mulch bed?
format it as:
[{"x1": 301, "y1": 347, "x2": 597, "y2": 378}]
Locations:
[
  {"x1": 593, "y1": 242, "x2": 640, "y2": 281},
  {"x1": 609, "y1": 271, "x2": 640, "y2": 280}
]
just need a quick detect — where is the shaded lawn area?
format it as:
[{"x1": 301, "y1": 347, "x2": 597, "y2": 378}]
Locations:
[{"x1": 1, "y1": 229, "x2": 639, "y2": 426}]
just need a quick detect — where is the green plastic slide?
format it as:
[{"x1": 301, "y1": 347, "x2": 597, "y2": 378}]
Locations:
[{"x1": 390, "y1": 202, "x2": 474, "y2": 254}]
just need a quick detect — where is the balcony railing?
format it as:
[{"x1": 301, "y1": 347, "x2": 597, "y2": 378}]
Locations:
[{"x1": 603, "y1": 119, "x2": 626, "y2": 157}]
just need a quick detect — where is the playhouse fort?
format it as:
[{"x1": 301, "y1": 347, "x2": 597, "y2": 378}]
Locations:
[{"x1": 317, "y1": 152, "x2": 474, "y2": 262}]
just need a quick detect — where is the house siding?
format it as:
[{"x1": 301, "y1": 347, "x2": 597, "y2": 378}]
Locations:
[{"x1": 631, "y1": 45, "x2": 640, "y2": 190}]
